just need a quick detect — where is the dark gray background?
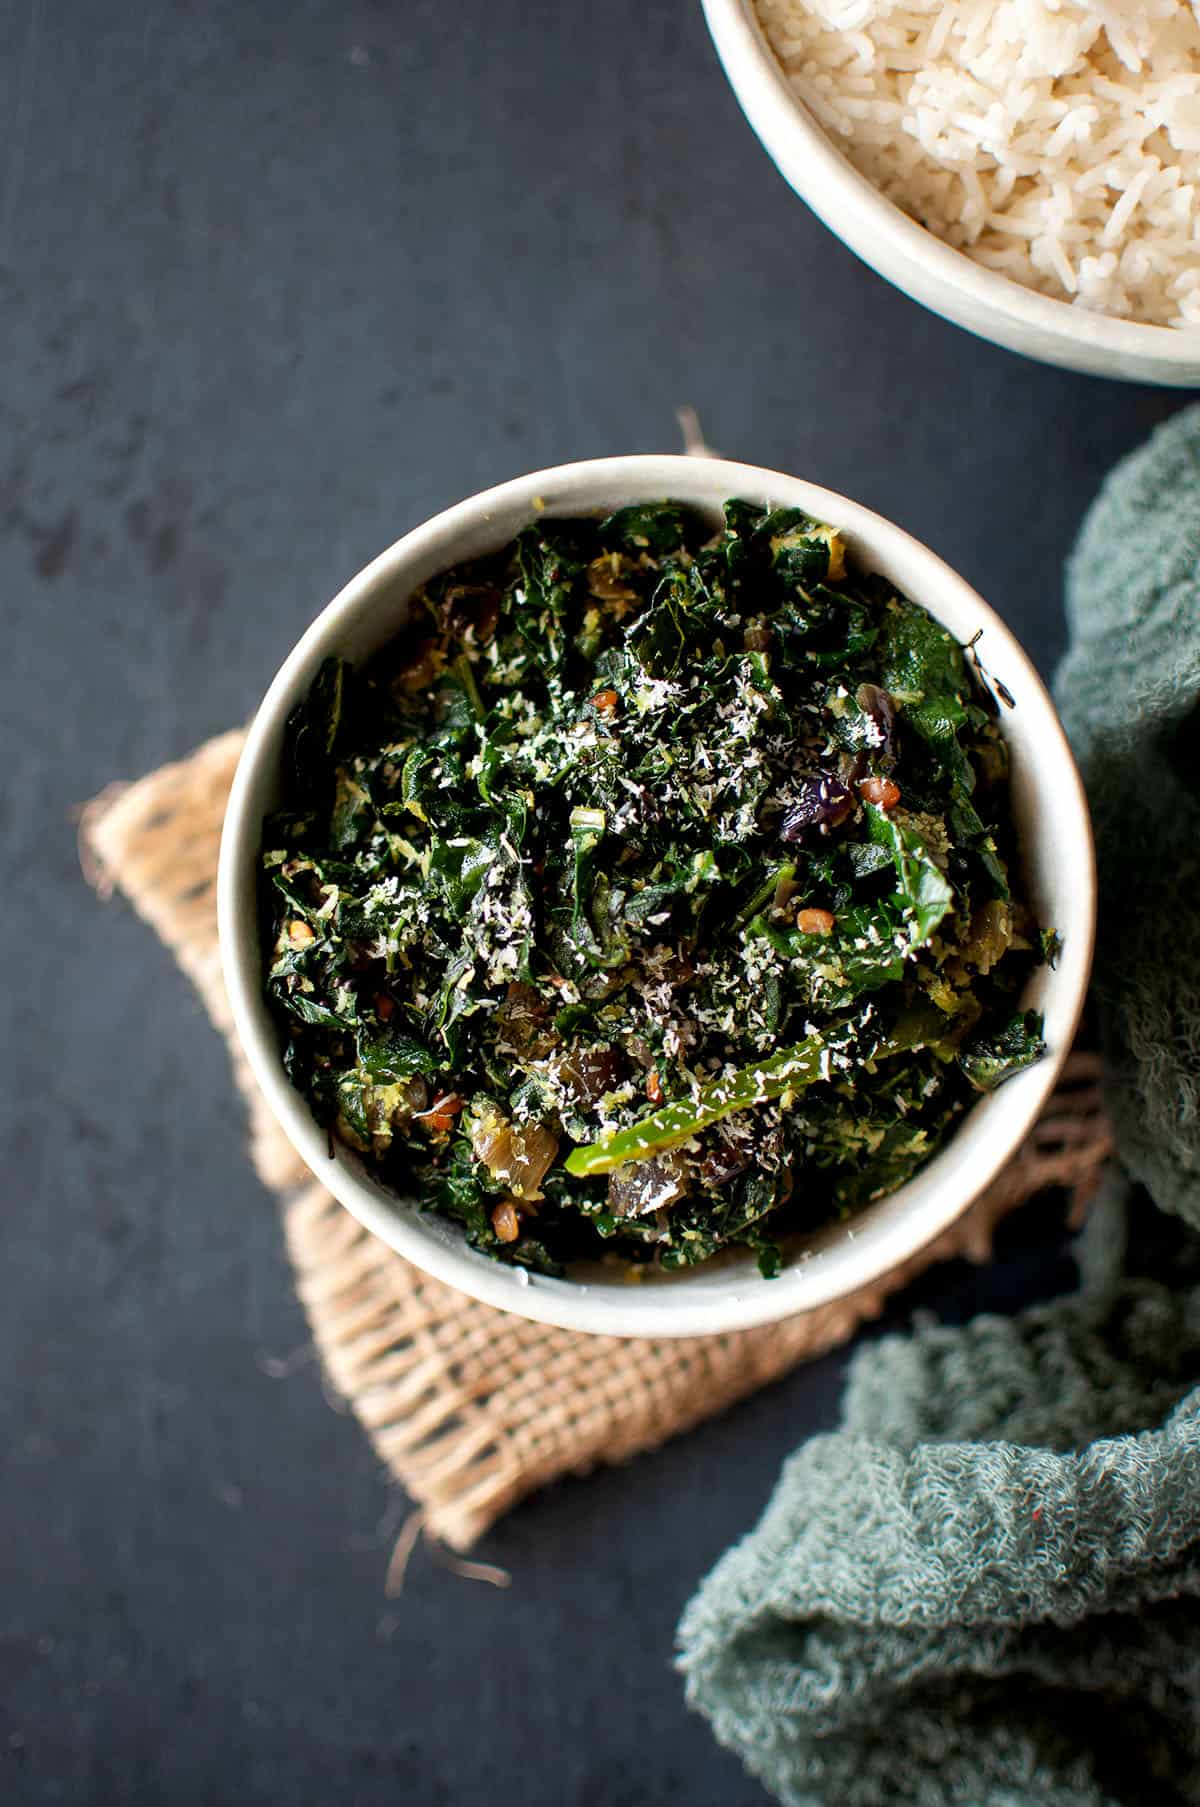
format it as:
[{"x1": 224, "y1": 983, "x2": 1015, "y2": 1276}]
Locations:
[{"x1": 1, "y1": 2, "x2": 1186, "y2": 1802}]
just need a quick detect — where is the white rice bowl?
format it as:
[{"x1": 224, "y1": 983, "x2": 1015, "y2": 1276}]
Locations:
[{"x1": 755, "y1": 0, "x2": 1200, "y2": 327}]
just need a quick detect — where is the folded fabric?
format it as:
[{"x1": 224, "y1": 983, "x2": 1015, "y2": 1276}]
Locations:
[
  {"x1": 1056, "y1": 408, "x2": 1200, "y2": 1226},
  {"x1": 678, "y1": 404, "x2": 1200, "y2": 1807}
]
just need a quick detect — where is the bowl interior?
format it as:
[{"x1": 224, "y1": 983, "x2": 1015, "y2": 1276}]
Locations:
[
  {"x1": 701, "y1": 0, "x2": 1200, "y2": 385},
  {"x1": 219, "y1": 455, "x2": 1094, "y2": 1337}
]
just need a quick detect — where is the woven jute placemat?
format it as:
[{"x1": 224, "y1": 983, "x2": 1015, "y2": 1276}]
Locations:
[{"x1": 82, "y1": 731, "x2": 1114, "y2": 1552}]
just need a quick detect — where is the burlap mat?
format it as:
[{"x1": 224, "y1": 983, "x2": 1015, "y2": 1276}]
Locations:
[{"x1": 81, "y1": 732, "x2": 1115, "y2": 1551}]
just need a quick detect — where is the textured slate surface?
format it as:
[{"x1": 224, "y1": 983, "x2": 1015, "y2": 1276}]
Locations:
[{"x1": 0, "y1": 1, "x2": 1185, "y2": 1801}]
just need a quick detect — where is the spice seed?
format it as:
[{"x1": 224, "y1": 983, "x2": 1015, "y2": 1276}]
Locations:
[
  {"x1": 491, "y1": 1200, "x2": 521, "y2": 1243},
  {"x1": 796, "y1": 907, "x2": 836, "y2": 936}
]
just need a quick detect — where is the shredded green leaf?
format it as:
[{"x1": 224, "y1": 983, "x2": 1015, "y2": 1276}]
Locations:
[{"x1": 261, "y1": 500, "x2": 1048, "y2": 1278}]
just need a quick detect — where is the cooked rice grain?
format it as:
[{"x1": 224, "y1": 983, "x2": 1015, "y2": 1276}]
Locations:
[{"x1": 755, "y1": 0, "x2": 1200, "y2": 326}]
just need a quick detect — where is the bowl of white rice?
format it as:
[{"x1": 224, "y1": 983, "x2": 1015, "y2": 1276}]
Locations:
[{"x1": 703, "y1": 0, "x2": 1200, "y2": 384}]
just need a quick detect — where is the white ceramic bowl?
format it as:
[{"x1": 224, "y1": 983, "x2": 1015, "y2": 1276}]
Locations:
[
  {"x1": 703, "y1": 0, "x2": 1200, "y2": 386},
  {"x1": 218, "y1": 455, "x2": 1094, "y2": 1338}
]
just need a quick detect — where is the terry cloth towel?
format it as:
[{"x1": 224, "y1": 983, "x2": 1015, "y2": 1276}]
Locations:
[{"x1": 677, "y1": 404, "x2": 1200, "y2": 1807}]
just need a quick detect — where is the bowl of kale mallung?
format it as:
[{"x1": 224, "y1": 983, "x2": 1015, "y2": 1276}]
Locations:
[{"x1": 257, "y1": 494, "x2": 1069, "y2": 1288}]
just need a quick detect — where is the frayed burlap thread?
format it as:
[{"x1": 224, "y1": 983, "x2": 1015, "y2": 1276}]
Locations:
[{"x1": 81, "y1": 732, "x2": 1113, "y2": 1550}]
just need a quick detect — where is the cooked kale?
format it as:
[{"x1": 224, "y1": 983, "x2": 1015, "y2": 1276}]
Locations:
[
  {"x1": 261, "y1": 500, "x2": 1046, "y2": 1278},
  {"x1": 957, "y1": 1010, "x2": 1047, "y2": 1092}
]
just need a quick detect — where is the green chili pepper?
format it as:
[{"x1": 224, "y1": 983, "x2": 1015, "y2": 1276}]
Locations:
[{"x1": 565, "y1": 1009, "x2": 945, "y2": 1177}]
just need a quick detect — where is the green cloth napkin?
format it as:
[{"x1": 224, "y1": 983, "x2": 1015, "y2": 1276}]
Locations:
[{"x1": 677, "y1": 406, "x2": 1200, "y2": 1807}]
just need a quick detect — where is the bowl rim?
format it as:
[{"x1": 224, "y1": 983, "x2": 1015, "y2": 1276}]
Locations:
[
  {"x1": 701, "y1": 0, "x2": 1200, "y2": 370},
  {"x1": 218, "y1": 453, "x2": 1095, "y2": 1339}
]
